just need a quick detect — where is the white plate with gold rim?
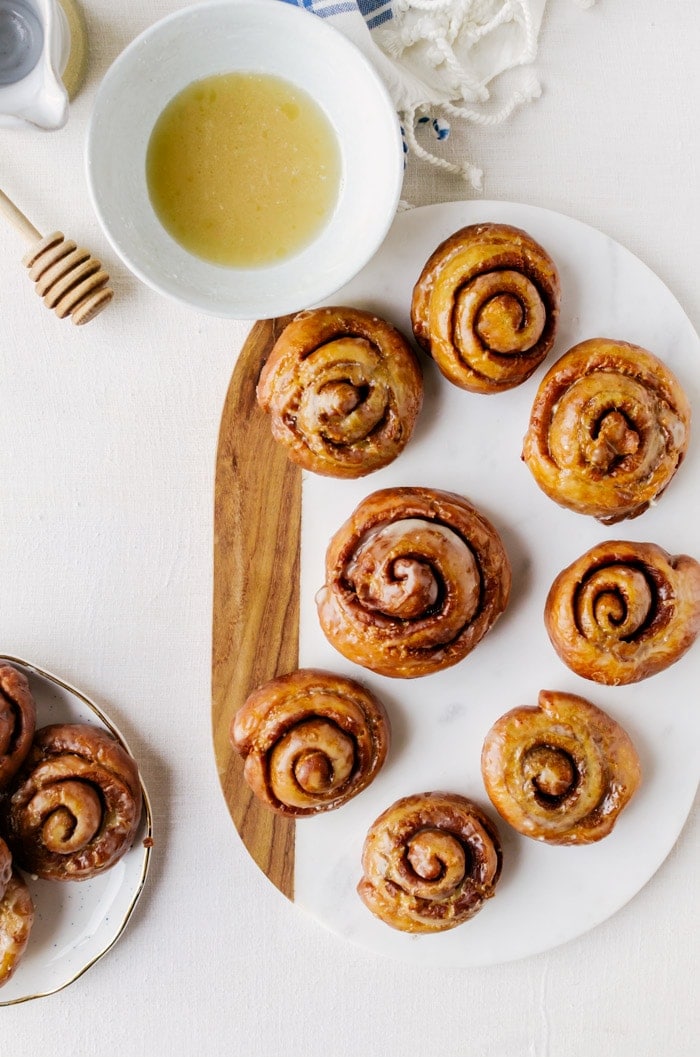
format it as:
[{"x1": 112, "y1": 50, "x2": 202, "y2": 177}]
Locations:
[{"x1": 0, "y1": 656, "x2": 152, "y2": 1005}]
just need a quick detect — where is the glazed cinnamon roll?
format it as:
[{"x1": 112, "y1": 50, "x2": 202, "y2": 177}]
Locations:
[
  {"x1": 316, "y1": 487, "x2": 511, "y2": 678},
  {"x1": 256, "y1": 306, "x2": 423, "y2": 478},
  {"x1": 0, "y1": 839, "x2": 11, "y2": 902},
  {"x1": 481, "y1": 690, "x2": 641, "y2": 845},
  {"x1": 357, "y1": 792, "x2": 502, "y2": 933},
  {"x1": 545, "y1": 541, "x2": 700, "y2": 684},
  {"x1": 410, "y1": 222, "x2": 560, "y2": 393},
  {"x1": 0, "y1": 869, "x2": 34, "y2": 987},
  {"x1": 230, "y1": 669, "x2": 389, "y2": 816},
  {"x1": 0, "y1": 664, "x2": 36, "y2": 791},
  {"x1": 522, "y1": 338, "x2": 691, "y2": 523},
  {"x1": 3, "y1": 723, "x2": 143, "y2": 881}
]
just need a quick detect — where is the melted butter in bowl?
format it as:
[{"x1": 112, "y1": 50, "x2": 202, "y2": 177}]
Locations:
[
  {"x1": 86, "y1": 0, "x2": 403, "y2": 317},
  {"x1": 146, "y1": 72, "x2": 341, "y2": 268}
]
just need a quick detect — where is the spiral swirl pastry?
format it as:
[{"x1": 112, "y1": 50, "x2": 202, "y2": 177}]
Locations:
[
  {"x1": 256, "y1": 306, "x2": 423, "y2": 478},
  {"x1": 522, "y1": 338, "x2": 691, "y2": 523},
  {"x1": 481, "y1": 690, "x2": 641, "y2": 845},
  {"x1": 0, "y1": 664, "x2": 36, "y2": 792},
  {"x1": 410, "y1": 222, "x2": 560, "y2": 393},
  {"x1": 316, "y1": 487, "x2": 511, "y2": 678},
  {"x1": 3, "y1": 723, "x2": 143, "y2": 881},
  {"x1": 545, "y1": 541, "x2": 700, "y2": 685},
  {"x1": 0, "y1": 868, "x2": 34, "y2": 987},
  {"x1": 357, "y1": 792, "x2": 502, "y2": 933},
  {"x1": 231, "y1": 669, "x2": 389, "y2": 816}
]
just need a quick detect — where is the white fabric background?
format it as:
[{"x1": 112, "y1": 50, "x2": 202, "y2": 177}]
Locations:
[{"x1": 1, "y1": 1, "x2": 697, "y2": 1053}]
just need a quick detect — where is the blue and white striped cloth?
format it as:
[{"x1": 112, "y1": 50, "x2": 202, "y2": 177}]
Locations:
[{"x1": 280, "y1": 0, "x2": 395, "y2": 32}]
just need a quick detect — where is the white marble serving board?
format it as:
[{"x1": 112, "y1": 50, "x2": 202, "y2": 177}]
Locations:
[{"x1": 293, "y1": 201, "x2": 700, "y2": 967}]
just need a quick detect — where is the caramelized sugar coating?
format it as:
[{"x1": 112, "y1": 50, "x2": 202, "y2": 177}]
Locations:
[
  {"x1": 357, "y1": 791, "x2": 502, "y2": 933},
  {"x1": 3, "y1": 723, "x2": 143, "y2": 881},
  {"x1": 481, "y1": 690, "x2": 641, "y2": 845},
  {"x1": 0, "y1": 869, "x2": 34, "y2": 987},
  {"x1": 257, "y1": 306, "x2": 423, "y2": 478},
  {"x1": 546, "y1": 541, "x2": 700, "y2": 685},
  {"x1": 231, "y1": 668, "x2": 389, "y2": 816},
  {"x1": 0, "y1": 664, "x2": 37, "y2": 792},
  {"x1": 0, "y1": 839, "x2": 11, "y2": 902},
  {"x1": 522, "y1": 338, "x2": 691, "y2": 523},
  {"x1": 411, "y1": 222, "x2": 560, "y2": 393},
  {"x1": 316, "y1": 487, "x2": 511, "y2": 678}
]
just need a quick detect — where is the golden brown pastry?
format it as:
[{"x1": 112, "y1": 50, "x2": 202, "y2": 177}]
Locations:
[
  {"x1": 411, "y1": 222, "x2": 560, "y2": 393},
  {"x1": 256, "y1": 306, "x2": 423, "y2": 478},
  {"x1": 316, "y1": 487, "x2": 511, "y2": 678},
  {"x1": 230, "y1": 668, "x2": 389, "y2": 816},
  {"x1": 0, "y1": 838, "x2": 11, "y2": 902},
  {"x1": 3, "y1": 723, "x2": 143, "y2": 881},
  {"x1": 481, "y1": 690, "x2": 641, "y2": 845},
  {"x1": 357, "y1": 791, "x2": 502, "y2": 933},
  {"x1": 0, "y1": 664, "x2": 36, "y2": 792},
  {"x1": 0, "y1": 868, "x2": 34, "y2": 987},
  {"x1": 545, "y1": 541, "x2": 700, "y2": 685},
  {"x1": 522, "y1": 338, "x2": 691, "y2": 523}
]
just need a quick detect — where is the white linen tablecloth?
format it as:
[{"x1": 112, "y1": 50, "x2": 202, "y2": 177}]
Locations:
[{"x1": 1, "y1": 1, "x2": 698, "y2": 1054}]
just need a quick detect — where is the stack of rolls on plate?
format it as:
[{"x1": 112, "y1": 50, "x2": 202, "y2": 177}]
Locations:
[
  {"x1": 240, "y1": 219, "x2": 697, "y2": 935},
  {"x1": 0, "y1": 662, "x2": 144, "y2": 987},
  {"x1": 0, "y1": 665, "x2": 36, "y2": 987}
]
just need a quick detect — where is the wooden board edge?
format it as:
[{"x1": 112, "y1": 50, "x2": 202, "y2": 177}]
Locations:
[{"x1": 212, "y1": 316, "x2": 299, "y2": 900}]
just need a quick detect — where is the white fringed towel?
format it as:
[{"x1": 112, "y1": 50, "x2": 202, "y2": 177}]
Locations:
[{"x1": 275, "y1": 0, "x2": 595, "y2": 185}]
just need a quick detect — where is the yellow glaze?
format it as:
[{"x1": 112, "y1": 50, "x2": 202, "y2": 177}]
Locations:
[{"x1": 146, "y1": 72, "x2": 341, "y2": 267}]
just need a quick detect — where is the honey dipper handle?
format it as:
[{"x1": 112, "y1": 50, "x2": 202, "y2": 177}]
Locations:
[{"x1": 0, "y1": 188, "x2": 42, "y2": 244}]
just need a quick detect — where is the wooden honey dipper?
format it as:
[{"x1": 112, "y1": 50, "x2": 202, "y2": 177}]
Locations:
[{"x1": 0, "y1": 187, "x2": 113, "y2": 325}]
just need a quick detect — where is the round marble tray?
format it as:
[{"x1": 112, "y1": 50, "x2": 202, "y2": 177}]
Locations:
[
  {"x1": 0, "y1": 657, "x2": 152, "y2": 1004},
  {"x1": 213, "y1": 201, "x2": 700, "y2": 968}
]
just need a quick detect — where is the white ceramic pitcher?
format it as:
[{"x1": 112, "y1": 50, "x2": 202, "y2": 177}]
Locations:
[{"x1": 0, "y1": 0, "x2": 69, "y2": 129}]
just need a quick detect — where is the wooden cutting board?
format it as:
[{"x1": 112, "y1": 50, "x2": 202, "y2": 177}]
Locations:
[{"x1": 211, "y1": 315, "x2": 299, "y2": 900}]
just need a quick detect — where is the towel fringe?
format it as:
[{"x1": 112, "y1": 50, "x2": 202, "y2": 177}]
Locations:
[
  {"x1": 381, "y1": 1, "x2": 595, "y2": 182},
  {"x1": 402, "y1": 105, "x2": 484, "y2": 188}
]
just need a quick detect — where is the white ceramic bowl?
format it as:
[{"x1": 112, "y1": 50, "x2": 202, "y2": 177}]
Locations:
[{"x1": 86, "y1": 0, "x2": 404, "y2": 319}]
